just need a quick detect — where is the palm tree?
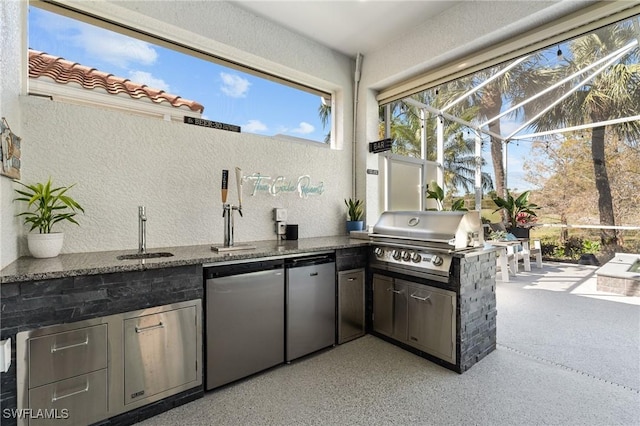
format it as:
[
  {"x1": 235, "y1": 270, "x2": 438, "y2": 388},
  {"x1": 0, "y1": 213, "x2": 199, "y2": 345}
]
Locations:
[
  {"x1": 523, "y1": 21, "x2": 640, "y2": 253},
  {"x1": 318, "y1": 100, "x2": 331, "y2": 143},
  {"x1": 437, "y1": 56, "x2": 547, "y2": 206}
]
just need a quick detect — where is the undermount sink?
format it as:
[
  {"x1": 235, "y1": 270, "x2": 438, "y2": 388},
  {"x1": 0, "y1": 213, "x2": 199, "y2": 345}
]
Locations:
[{"x1": 117, "y1": 252, "x2": 174, "y2": 260}]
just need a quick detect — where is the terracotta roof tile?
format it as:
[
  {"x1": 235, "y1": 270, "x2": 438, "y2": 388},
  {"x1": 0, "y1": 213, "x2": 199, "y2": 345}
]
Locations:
[{"x1": 28, "y1": 49, "x2": 204, "y2": 113}]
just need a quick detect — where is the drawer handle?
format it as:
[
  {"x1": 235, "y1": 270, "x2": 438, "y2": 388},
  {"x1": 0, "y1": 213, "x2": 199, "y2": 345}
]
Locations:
[
  {"x1": 310, "y1": 272, "x2": 318, "y2": 276},
  {"x1": 388, "y1": 288, "x2": 403, "y2": 294},
  {"x1": 410, "y1": 293, "x2": 431, "y2": 302},
  {"x1": 135, "y1": 322, "x2": 165, "y2": 333},
  {"x1": 51, "y1": 337, "x2": 89, "y2": 353},
  {"x1": 347, "y1": 278, "x2": 356, "y2": 282},
  {"x1": 52, "y1": 382, "x2": 89, "y2": 402}
]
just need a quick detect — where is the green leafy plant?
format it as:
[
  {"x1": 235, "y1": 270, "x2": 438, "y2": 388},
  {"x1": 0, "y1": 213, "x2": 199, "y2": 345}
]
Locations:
[
  {"x1": 492, "y1": 190, "x2": 539, "y2": 229},
  {"x1": 344, "y1": 198, "x2": 364, "y2": 221},
  {"x1": 14, "y1": 178, "x2": 84, "y2": 233},
  {"x1": 425, "y1": 181, "x2": 468, "y2": 211}
]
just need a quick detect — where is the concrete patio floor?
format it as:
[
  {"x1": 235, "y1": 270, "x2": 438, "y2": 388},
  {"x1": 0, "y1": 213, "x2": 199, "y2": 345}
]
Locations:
[
  {"x1": 497, "y1": 261, "x2": 640, "y2": 392},
  {"x1": 140, "y1": 261, "x2": 640, "y2": 425}
]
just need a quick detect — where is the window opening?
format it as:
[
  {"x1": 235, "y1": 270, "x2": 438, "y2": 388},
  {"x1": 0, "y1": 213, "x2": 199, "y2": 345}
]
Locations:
[{"x1": 27, "y1": 4, "x2": 333, "y2": 144}]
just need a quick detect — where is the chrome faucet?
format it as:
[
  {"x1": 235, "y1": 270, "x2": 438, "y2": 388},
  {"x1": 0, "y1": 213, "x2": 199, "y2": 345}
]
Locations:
[{"x1": 138, "y1": 206, "x2": 147, "y2": 254}]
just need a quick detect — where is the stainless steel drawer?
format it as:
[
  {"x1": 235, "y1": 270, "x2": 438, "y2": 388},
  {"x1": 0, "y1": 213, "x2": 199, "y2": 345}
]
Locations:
[
  {"x1": 28, "y1": 369, "x2": 108, "y2": 426},
  {"x1": 29, "y1": 325, "x2": 107, "y2": 388}
]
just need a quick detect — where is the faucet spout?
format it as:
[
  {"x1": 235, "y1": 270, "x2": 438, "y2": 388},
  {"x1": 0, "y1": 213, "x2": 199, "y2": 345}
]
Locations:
[{"x1": 138, "y1": 206, "x2": 147, "y2": 254}]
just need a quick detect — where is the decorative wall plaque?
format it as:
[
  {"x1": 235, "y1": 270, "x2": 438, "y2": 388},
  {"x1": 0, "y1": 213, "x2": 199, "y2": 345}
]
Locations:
[{"x1": 0, "y1": 117, "x2": 21, "y2": 179}]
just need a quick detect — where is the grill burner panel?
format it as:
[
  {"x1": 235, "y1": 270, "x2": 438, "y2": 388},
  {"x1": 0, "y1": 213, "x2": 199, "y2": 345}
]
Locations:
[{"x1": 372, "y1": 246, "x2": 451, "y2": 274}]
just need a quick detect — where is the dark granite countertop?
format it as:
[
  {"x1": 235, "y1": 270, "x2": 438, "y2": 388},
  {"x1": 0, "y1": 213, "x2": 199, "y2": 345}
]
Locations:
[{"x1": 0, "y1": 236, "x2": 370, "y2": 284}]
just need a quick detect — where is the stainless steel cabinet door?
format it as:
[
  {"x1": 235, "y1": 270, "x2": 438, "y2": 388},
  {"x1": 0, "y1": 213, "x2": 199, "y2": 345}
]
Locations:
[
  {"x1": 372, "y1": 274, "x2": 393, "y2": 337},
  {"x1": 392, "y1": 280, "x2": 408, "y2": 342},
  {"x1": 373, "y1": 275, "x2": 408, "y2": 342},
  {"x1": 405, "y1": 282, "x2": 456, "y2": 364},
  {"x1": 124, "y1": 306, "x2": 198, "y2": 404},
  {"x1": 286, "y1": 262, "x2": 336, "y2": 361},
  {"x1": 338, "y1": 269, "x2": 365, "y2": 344}
]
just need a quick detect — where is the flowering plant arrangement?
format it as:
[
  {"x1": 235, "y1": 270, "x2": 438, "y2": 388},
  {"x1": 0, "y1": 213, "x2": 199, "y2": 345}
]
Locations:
[
  {"x1": 516, "y1": 212, "x2": 538, "y2": 226},
  {"x1": 492, "y1": 190, "x2": 540, "y2": 229}
]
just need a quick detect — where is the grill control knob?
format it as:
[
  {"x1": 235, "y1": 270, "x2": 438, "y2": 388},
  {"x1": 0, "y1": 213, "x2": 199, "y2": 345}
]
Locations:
[
  {"x1": 391, "y1": 250, "x2": 402, "y2": 260},
  {"x1": 431, "y1": 255, "x2": 444, "y2": 266},
  {"x1": 374, "y1": 247, "x2": 385, "y2": 258},
  {"x1": 411, "y1": 252, "x2": 422, "y2": 263},
  {"x1": 402, "y1": 251, "x2": 412, "y2": 262}
]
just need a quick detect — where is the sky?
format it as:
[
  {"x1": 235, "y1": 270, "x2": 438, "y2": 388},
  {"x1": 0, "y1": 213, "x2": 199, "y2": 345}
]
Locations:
[{"x1": 28, "y1": 7, "x2": 329, "y2": 143}]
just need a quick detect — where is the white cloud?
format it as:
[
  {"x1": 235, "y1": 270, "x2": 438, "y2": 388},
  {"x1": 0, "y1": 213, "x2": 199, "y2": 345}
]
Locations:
[
  {"x1": 220, "y1": 73, "x2": 250, "y2": 98},
  {"x1": 243, "y1": 120, "x2": 268, "y2": 133},
  {"x1": 79, "y1": 28, "x2": 158, "y2": 68},
  {"x1": 32, "y1": 9, "x2": 158, "y2": 69},
  {"x1": 128, "y1": 71, "x2": 170, "y2": 92},
  {"x1": 291, "y1": 122, "x2": 315, "y2": 134}
]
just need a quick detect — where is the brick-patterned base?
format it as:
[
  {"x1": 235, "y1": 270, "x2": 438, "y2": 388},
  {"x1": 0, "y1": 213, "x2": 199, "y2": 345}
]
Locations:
[{"x1": 597, "y1": 275, "x2": 640, "y2": 297}]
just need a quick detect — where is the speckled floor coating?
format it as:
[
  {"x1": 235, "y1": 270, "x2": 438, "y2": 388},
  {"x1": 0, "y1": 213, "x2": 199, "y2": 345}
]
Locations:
[{"x1": 140, "y1": 262, "x2": 640, "y2": 426}]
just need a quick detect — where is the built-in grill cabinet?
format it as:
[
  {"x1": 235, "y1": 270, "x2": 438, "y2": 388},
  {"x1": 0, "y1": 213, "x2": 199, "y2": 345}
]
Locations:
[{"x1": 372, "y1": 274, "x2": 455, "y2": 364}]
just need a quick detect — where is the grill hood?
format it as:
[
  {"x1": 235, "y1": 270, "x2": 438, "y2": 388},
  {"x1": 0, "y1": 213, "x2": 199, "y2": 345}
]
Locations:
[{"x1": 371, "y1": 211, "x2": 483, "y2": 249}]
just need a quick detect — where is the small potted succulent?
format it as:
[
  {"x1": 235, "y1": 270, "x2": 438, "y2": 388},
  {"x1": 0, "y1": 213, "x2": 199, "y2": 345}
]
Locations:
[
  {"x1": 344, "y1": 198, "x2": 364, "y2": 232},
  {"x1": 492, "y1": 190, "x2": 539, "y2": 238},
  {"x1": 14, "y1": 178, "x2": 84, "y2": 258}
]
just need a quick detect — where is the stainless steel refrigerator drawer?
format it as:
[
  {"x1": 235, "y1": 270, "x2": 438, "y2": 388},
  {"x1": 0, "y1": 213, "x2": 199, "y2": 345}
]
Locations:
[
  {"x1": 28, "y1": 324, "x2": 107, "y2": 388},
  {"x1": 124, "y1": 306, "x2": 198, "y2": 404},
  {"x1": 28, "y1": 368, "x2": 108, "y2": 426}
]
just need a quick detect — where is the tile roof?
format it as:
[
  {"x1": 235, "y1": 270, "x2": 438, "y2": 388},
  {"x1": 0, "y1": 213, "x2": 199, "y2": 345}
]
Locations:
[{"x1": 28, "y1": 49, "x2": 204, "y2": 113}]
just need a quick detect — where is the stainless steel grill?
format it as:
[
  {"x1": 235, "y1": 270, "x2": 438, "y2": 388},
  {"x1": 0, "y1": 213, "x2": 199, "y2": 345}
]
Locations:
[{"x1": 369, "y1": 211, "x2": 483, "y2": 282}]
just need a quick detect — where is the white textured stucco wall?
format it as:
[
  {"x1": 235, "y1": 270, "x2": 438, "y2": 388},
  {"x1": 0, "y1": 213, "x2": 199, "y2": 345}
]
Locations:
[
  {"x1": 2, "y1": 0, "x2": 355, "y2": 261},
  {"x1": 21, "y1": 96, "x2": 350, "y2": 254},
  {"x1": 0, "y1": 0, "x2": 24, "y2": 268}
]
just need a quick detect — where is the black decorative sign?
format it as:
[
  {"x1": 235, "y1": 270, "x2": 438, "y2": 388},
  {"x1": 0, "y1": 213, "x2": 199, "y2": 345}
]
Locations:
[
  {"x1": 184, "y1": 116, "x2": 241, "y2": 133},
  {"x1": 369, "y1": 138, "x2": 392, "y2": 153}
]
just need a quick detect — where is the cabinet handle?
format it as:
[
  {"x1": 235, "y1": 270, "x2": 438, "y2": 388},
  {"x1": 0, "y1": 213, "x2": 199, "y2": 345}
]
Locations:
[
  {"x1": 52, "y1": 382, "x2": 89, "y2": 402},
  {"x1": 135, "y1": 322, "x2": 164, "y2": 333},
  {"x1": 388, "y1": 288, "x2": 403, "y2": 294},
  {"x1": 310, "y1": 272, "x2": 318, "y2": 276},
  {"x1": 51, "y1": 337, "x2": 89, "y2": 353},
  {"x1": 347, "y1": 278, "x2": 356, "y2": 282},
  {"x1": 410, "y1": 293, "x2": 431, "y2": 302}
]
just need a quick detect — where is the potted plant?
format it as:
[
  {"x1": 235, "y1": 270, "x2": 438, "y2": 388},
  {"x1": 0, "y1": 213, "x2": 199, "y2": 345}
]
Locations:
[
  {"x1": 344, "y1": 198, "x2": 364, "y2": 232},
  {"x1": 492, "y1": 190, "x2": 539, "y2": 238},
  {"x1": 14, "y1": 178, "x2": 84, "y2": 258}
]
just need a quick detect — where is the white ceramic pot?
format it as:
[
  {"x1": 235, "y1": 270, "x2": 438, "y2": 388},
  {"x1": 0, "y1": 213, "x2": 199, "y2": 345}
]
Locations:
[{"x1": 27, "y1": 232, "x2": 64, "y2": 258}]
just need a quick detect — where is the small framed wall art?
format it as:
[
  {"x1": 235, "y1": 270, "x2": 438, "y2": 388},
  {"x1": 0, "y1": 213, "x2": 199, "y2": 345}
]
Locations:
[{"x1": 0, "y1": 117, "x2": 21, "y2": 179}]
